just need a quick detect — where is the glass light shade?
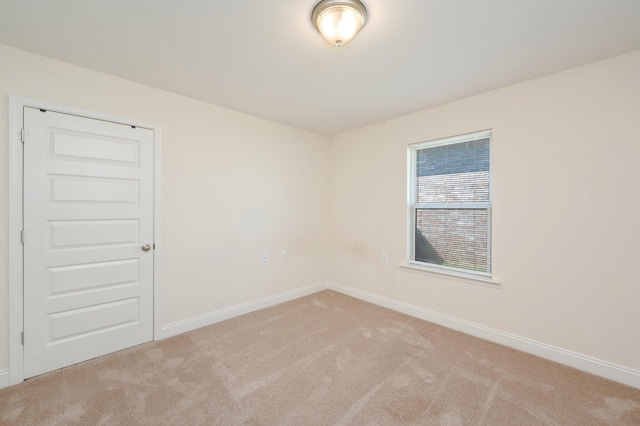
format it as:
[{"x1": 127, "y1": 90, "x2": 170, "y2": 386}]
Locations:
[{"x1": 312, "y1": 0, "x2": 367, "y2": 47}]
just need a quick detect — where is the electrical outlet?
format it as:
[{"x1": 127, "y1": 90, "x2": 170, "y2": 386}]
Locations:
[
  {"x1": 381, "y1": 252, "x2": 389, "y2": 263},
  {"x1": 281, "y1": 250, "x2": 287, "y2": 261},
  {"x1": 262, "y1": 252, "x2": 269, "y2": 263}
]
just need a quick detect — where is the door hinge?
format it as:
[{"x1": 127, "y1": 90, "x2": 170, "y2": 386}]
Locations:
[
  {"x1": 21, "y1": 331, "x2": 24, "y2": 345},
  {"x1": 21, "y1": 129, "x2": 25, "y2": 143},
  {"x1": 20, "y1": 230, "x2": 25, "y2": 244}
]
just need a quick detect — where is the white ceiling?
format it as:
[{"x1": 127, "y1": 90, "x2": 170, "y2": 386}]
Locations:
[{"x1": 1, "y1": 0, "x2": 640, "y2": 136}]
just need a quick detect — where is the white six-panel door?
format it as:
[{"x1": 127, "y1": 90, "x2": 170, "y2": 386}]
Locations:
[{"x1": 23, "y1": 107, "x2": 154, "y2": 378}]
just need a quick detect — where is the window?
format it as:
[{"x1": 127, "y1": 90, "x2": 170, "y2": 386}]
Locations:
[{"x1": 408, "y1": 130, "x2": 492, "y2": 277}]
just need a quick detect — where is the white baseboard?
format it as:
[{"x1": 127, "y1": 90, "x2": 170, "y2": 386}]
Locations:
[
  {"x1": 326, "y1": 281, "x2": 640, "y2": 389},
  {"x1": 0, "y1": 369, "x2": 9, "y2": 389},
  {"x1": 160, "y1": 282, "x2": 328, "y2": 339}
]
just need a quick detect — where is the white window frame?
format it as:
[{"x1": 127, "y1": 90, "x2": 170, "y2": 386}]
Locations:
[{"x1": 407, "y1": 129, "x2": 494, "y2": 282}]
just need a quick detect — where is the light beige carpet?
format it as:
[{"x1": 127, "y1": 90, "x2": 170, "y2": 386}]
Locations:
[{"x1": 1, "y1": 290, "x2": 639, "y2": 425}]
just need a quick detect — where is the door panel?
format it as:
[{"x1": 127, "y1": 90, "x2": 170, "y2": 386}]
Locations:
[
  {"x1": 49, "y1": 130, "x2": 140, "y2": 165},
  {"x1": 50, "y1": 175, "x2": 140, "y2": 204},
  {"x1": 23, "y1": 107, "x2": 154, "y2": 378},
  {"x1": 49, "y1": 298, "x2": 140, "y2": 342},
  {"x1": 48, "y1": 219, "x2": 139, "y2": 248},
  {"x1": 49, "y1": 259, "x2": 139, "y2": 294}
]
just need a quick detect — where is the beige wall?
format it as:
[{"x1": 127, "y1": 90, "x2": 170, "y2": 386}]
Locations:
[
  {"x1": 0, "y1": 45, "x2": 329, "y2": 370},
  {"x1": 328, "y1": 50, "x2": 640, "y2": 371},
  {"x1": 2, "y1": 43, "x2": 639, "y2": 377}
]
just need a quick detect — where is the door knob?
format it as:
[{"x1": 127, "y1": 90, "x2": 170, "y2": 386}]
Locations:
[{"x1": 141, "y1": 244, "x2": 151, "y2": 252}]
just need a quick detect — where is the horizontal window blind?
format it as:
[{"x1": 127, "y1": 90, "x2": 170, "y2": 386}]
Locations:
[{"x1": 409, "y1": 130, "x2": 492, "y2": 276}]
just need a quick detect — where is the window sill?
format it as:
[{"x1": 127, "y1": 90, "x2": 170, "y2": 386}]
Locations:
[{"x1": 399, "y1": 262, "x2": 502, "y2": 288}]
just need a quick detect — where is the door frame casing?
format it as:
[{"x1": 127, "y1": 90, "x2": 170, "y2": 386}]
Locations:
[{"x1": 8, "y1": 95, "x2": 163, "y2": 385}]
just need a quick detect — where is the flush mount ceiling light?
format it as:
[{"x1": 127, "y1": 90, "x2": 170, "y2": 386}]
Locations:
[{"x1": 312, "y1": 0, "x2": 367, "y2": 47}]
